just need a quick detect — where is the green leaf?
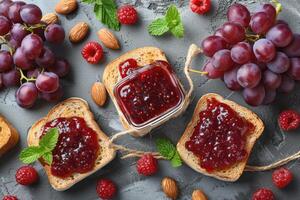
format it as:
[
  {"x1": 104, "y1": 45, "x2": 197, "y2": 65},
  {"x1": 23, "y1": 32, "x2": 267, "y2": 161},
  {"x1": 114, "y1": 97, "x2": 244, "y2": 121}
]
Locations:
[
  {"x1": 93, "y1": 1, "x2": 120, "y2": 31},
  {"x1": 19, "y1": 146, "x2": 44, "y2": 164},
  {"x1": 170, "y1": 23, "x2": 184, "y2": 38},
  {"x1": 165, "y1": 5, "x2": 181, "y2": 28},
  {"x1": 170, "y1": 151, "x2": 182, "y2": 168},
  {"x1": 81, "y1": 0, "x2": 95, "y2": 4},
  {"x1": 155, "y1": 138, "x2": 176, "y2": 160},
  {"x1": 148, "y1": 18, "x2": 169, "y2": 36},
  {"x1": 39, "y1": 128, "x2": 59, "y2": 151},
  {"x1": 42, "y1": 152, "x2": 53, "y2": 165}
]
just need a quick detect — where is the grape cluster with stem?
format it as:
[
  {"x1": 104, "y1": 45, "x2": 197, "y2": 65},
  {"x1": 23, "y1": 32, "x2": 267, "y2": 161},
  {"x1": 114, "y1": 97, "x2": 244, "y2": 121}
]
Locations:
[
  {"x1": 197, "y1": 1, "x2": 300, "y2": 106},
  {"x1": 0, "y1": 0, "x2": 70, "y2": 108}
]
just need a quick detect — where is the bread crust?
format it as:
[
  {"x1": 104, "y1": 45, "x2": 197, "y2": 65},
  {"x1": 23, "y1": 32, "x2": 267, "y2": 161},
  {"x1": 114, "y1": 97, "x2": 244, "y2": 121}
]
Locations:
[
  {"x1": 0, "y1": 115, "x2": 19, "y2": 157},
  {"x1": 27, "y1": 98, "x2": 116, "y2": 191},
  {"x1": 177, "y1": 93, "x2": 265, "y2": 181}
]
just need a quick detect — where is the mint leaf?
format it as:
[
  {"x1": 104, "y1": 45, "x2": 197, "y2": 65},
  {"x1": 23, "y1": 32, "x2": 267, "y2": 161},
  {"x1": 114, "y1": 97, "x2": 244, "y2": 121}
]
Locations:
[
  {"x1": 148, "y1": 18, "x2": 169, "y2": 36},
  {"x1": 165, "y1": 5, "x2": 180, "y2": 28},
  {"x1": 170, "y1": 151, "x2": 182, "y2": 168},
  {"x1": 170, "y1": 23, "x2": 184, "y2": 38},
  {"x1": 19, "y1": 146, "x2": 44, "y2": 164},
  {"x1": 81, "y1": 0, "x2": 95, "y2": 3},
  {"x1": 156, "y1": 138, "x2": 176, "y2": 160},
  {"x1": 39, "y1": 128, "x2": 59, "y2": 151},
  {"x1": 42, "y1": 152, "x2": 53, "y2": 165}
]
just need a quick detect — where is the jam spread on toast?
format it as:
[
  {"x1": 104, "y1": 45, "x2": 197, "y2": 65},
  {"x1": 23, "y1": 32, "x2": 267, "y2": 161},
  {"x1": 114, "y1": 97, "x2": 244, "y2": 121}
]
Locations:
[
  {"x1": 119, "y1": 58, "x2": 139, "y2": 78},
  {"x1": 185, "y1": 98, "x2": 254, "y2": 172},
  {"x1": 42, "y1": 117, "x2": 100, "y2": 178}
]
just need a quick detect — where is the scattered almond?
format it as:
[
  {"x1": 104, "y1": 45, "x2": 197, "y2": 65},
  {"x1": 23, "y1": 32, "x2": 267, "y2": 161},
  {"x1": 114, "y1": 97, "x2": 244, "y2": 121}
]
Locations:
[
  {"x1": 192, "y1": 189, "x2": 208, "y2": 200},
  {"x1": 161, "y1": 177, "x2": 179, "y2": 200},
  {"x1": 41, "y1": 13, "x2": 59, "y2": 25},
  {"x1": 97, "y1": 28, "x2": 120, "y2": 50},
  {"x1": 55, "y1": 0, "x2": 77, "y2": 15},
  {"x1": 69, "y1": 22, "x2": 89, "y2": 43},
  {"x1": 91, "y1": 82, "x2": 107, "y2": 107}
]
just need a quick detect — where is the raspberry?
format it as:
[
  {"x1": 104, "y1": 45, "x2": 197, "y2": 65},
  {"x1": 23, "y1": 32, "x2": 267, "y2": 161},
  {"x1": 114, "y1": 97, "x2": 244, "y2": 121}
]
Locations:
[
  {"x1": 252, "y1": 188, "x2": 275, "y2": 200},
  {"x1": 272, "y1": 167, "x2": 293, "y2": 189},
  {"x1": 190, "y1": 0, "x2": 211, "y2": 15},
  {"x1": 15, "y1": 166, "x2": 39, "y2": 186},
  {"x1": 96, "y1": 179, "x2": 117, "y2": 199},
  {"x1": 278, "y1": 109, "x2": 300, "y2": 131},
  {"x1": 81, "y1": 41, "x2": 104, "y2": 64},
  {"x1": 117, "y1": 5, "x2": 138, "y2": 25},
  {"x1": 2, "y1": 195, "x2": 18, "y2": 200},
  {"x1": 136, "y1": 154, "x2": 158, "y2": 176}
]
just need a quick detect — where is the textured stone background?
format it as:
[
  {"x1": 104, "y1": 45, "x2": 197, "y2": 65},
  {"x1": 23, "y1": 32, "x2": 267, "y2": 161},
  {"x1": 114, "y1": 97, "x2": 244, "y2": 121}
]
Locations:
[{"x1": 1, "y1": 0, "x2": 300, "y2": 199}]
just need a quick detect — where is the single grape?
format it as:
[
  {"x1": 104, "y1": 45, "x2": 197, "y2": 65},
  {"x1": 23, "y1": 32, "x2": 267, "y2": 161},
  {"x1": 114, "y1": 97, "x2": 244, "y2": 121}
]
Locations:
[
  {"x1": 288, "y1": 57, "x2": 300, "y2": 80},
  {"x1": 2, "y1": 69, "x2": 21, "y2": 87},
  {"x1": 263, "y1": 89, "x2": 276, "y2": 105},
  {"x1": 227, "y1": 3, "x2": 250, "y2": 27},
  {"x1": 13, "y1": 48, "x2": 33, "y2": 70},
  {"x1": 36, "y1": 72, "x2": 59, "y2": 93},
  {"x1": 35, "y1": 47, "x2": 55, "y2": 68},
  {"x1": 278, "y1": 75, "x2": 295, "y2": 93},
  {"x1": 215, "y1": 22, "x2": 245, "y2": 45},
  {"x1": 224, "y1": 67, "x2": 242, "y2": 91},
  {"x1": 8, "y1": 1, "x2": 26, "y2": 23},
  {"x1": 250, "y1": 12, "x2": 273, "y2": 34},
  {"x1": 201, "y1": 35, "x2": 228, "y2": 57},
  {"x1": 0, "y1": 15, "x2": 11, "y2": 36},
  {"x1": 231, "y1": 42, "x2": 252, "y2": 64},
  {"x1": 256, "y1": 3, "x2": 276, "y2": 24},
  {"x1": 267, "y1": 52, "x2": 290, "y2": 74},
  {"x1": 211, "y1": 49, "x2": 234, "y2": 71},
  {"x1": 0, "y1": 50, "x2": 13, "y2": 72},
  {"x1": 40, "y1": 86, "x2": 63, "y2": 102},
  {"x1": 282, "y1": 34, "x2": 300, "y2": 57},
  {"x1": 0, "y1": 73, "x2": 4, "y2": 90},
  {"x1": 237, "y1": 63, "x2": 262, "y2": 88},
  {"x1": 21, "y1": 33, "x2": 43, "y2": 60},
  {"x1": 263, "y1": 70, "x2": 282, "y2": 90},
  {"x1": 44, "y1": 24, "x2": 65, "y2": 44},
  {"x1": 203, "y1": 60, "x2": 224, "y2": 79},
  {"x1": 10, "y1": 23, "x2": 29, "y2": 43},
  {"x1": 20, "y1": 4, "x2": 42, "y2": 24},
  {"x1": 253, "y1": 39, "x2": 276, "y2": 63},
  {"x1": 27, "y1": 68, "x2": 40, "y2": 79},
  {"x1": 16, "y1": 82, "x2": 38, "y2": 108},
  {"x1": 243, "y1": 84, "x2": 265, "y2": 106},
  {"x1": 48, "y1": 58, "x2": 70, "y2": 78},
  {"x1": 266, "y1": 24, "x2": 293, "y2": 47},
  {"x1": 0, "y1": 0, "x2": 13, "y2": 17}
]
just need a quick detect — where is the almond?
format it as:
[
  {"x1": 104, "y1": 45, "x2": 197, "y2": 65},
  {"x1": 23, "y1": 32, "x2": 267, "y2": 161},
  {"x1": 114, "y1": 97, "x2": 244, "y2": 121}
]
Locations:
[
  {"x1": 41, "y1": 13, "x2": 59, "y2": 25},
  {"x1": 192, "y1": 189, "x2": 208, "y2": 200},
  {"x1": 97, "y1": 28, "x2": 120, "y2": 50},
  {"x1": 69, "y1": 22, "x2": 89, "y2": 43},
  {"x1": 55, "y1": 0, "x2": 77, "y2": 15},
  {"x1": 161, "y1": 177, "x2": 179, "y2": 200},
  {"x1": 91, "y1": 82, "x2": 107, "y2": 107}
]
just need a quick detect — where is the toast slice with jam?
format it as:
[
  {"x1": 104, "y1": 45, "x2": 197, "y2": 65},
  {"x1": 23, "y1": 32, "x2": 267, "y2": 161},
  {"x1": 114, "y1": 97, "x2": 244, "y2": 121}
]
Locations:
[
  {"x1": 27, "y1": 98, "x2": 116, "y2": 191},
  {"x1": 0, "y1": 115, "x2": 19, "y2": 157},
  {"x1": 177, "y1": 93, "x2": 264, "y2": 181}
]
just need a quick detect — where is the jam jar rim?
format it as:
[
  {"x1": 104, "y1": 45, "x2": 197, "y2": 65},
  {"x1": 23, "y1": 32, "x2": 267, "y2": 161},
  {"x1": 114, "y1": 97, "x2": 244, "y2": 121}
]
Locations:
[{"x1": 113, "y1": 60, "x2": 186, "y2": 129}]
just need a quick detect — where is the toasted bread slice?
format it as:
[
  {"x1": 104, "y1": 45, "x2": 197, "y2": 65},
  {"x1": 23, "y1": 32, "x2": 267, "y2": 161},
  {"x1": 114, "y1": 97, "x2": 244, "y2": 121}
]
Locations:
[
  {"x1": 103, "y1": 47, "x2": 168, "y2": 137},
  {"x1": 27, "y1": 98, "x2": 116, "y2": 191},
  {"x1": 177, "y1": 93, "x2": 264, "y2": 182},
  {"x1": 0, "y1": 115, "x2": 19, "y2": 157}
]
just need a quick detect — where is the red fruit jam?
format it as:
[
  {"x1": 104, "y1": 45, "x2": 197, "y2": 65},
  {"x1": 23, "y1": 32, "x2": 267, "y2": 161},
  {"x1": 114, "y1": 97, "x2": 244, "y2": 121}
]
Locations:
[
  {"x1": 114, "y1": 60, "x2": 184, "y2": 127},
  {"x1": 185, "y1": 98, "x2": 254, "y2": 172},
  {"x1": 41, "y1": 117, "x2": 100, "y2": 178},
  {"x1": 119, "y1": 58, "x2": 139, "y2": 78}
]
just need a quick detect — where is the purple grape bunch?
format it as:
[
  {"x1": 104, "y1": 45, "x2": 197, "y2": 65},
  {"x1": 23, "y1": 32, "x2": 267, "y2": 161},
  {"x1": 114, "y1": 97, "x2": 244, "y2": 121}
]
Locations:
[
  {"x1": 201, "y1": 2, "x2": 300, "y2": 106},
  {"x1": 0, "y1": 0, "x2": 70, "y2": 108}
]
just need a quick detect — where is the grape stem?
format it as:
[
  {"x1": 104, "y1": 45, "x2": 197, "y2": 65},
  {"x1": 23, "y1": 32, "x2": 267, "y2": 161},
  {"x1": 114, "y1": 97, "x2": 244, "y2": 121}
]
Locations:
[
  {"x1": 245, "y1": 33, "x2": 261, "y2": 43},
  {"x1": 188, "y1": 68, "x2": 208, "y2": 75},
  {"x1": 24, "y1": 23, "x2": 46, "y2": 33},
  {"x1": 18, "y1": 68, "x2": 37, "y2": 84},
  {"x1": 272, "y1": 0, "x2": 282, "y2": 15},
  {"x1": 0, "y1": 35, "x2": 15, "y2": 55}
]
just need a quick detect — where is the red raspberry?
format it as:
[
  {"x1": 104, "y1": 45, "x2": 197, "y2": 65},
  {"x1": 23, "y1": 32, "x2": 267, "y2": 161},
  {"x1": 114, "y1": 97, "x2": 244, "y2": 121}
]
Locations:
[
  {"x1": 136, "y1": 154, "x2": 158, "y2": 176},
  {"x1": 278, "y1": 109, "x2": 300, "y2": 131},
  {"x1": 272, "y1": 167, "x2": 293, "y2": 189},
  {"x1": 2, "y1": 195, "x2": 18, "y2": 200},
  {"x1": 81, "y1": 41, "x2": 104, "y2": 64},
  {"x1": 252, "y1": 188, "x2": 275, "y2": 200},
  {"x1": 117, "y1": 5, "x2": 138, "y2": 25},
  {"x1": 190, "y1": 0, "x2": 211, "y2": 15},
  {"x1": 15, "y1": 166, "x2": 39, "y2": 186},
  {"x1": 96, "y1": 179, "x2": 117, "y2": 199}
]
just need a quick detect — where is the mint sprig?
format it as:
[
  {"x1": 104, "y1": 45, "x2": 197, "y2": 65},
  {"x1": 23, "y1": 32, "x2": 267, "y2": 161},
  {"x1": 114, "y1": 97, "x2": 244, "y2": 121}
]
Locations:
[
  {"x1": 148, "y1": 5, "x2": 185, "y2": 38},
  {"x1": 82, "y1": 0, "x2": 120, "y2": 31},
  {"x1": 19, "y1": 128, "x2": 59, "y2": 165},
  {"x1": 155, "y1": 138, "x2": 182, "y2": 168}
]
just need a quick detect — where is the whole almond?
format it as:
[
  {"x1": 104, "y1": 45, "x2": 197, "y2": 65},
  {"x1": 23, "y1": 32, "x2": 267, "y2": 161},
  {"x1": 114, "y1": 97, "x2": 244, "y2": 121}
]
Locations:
[
  {"x1": 192, "y1": 189, "x2": 207, "y2": 200},
  {"x1": 41, "y1": 13, "x2": 59, "y2": 25},
  {"x1": 161, "y1": 177, "x2": 179, "y2": 200},
  {"x1": 69, "y1": 22, "x2": 89, "y2": 43},
  {"x1": 55, "y1": 0, "x2": 77, "y2": 15},
  {"x1": 91, "y1": 82, "x2": 107, "y2": 107},
  {"x1": 97, "y1": 28, "x2": 120, "y2": 50}
]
